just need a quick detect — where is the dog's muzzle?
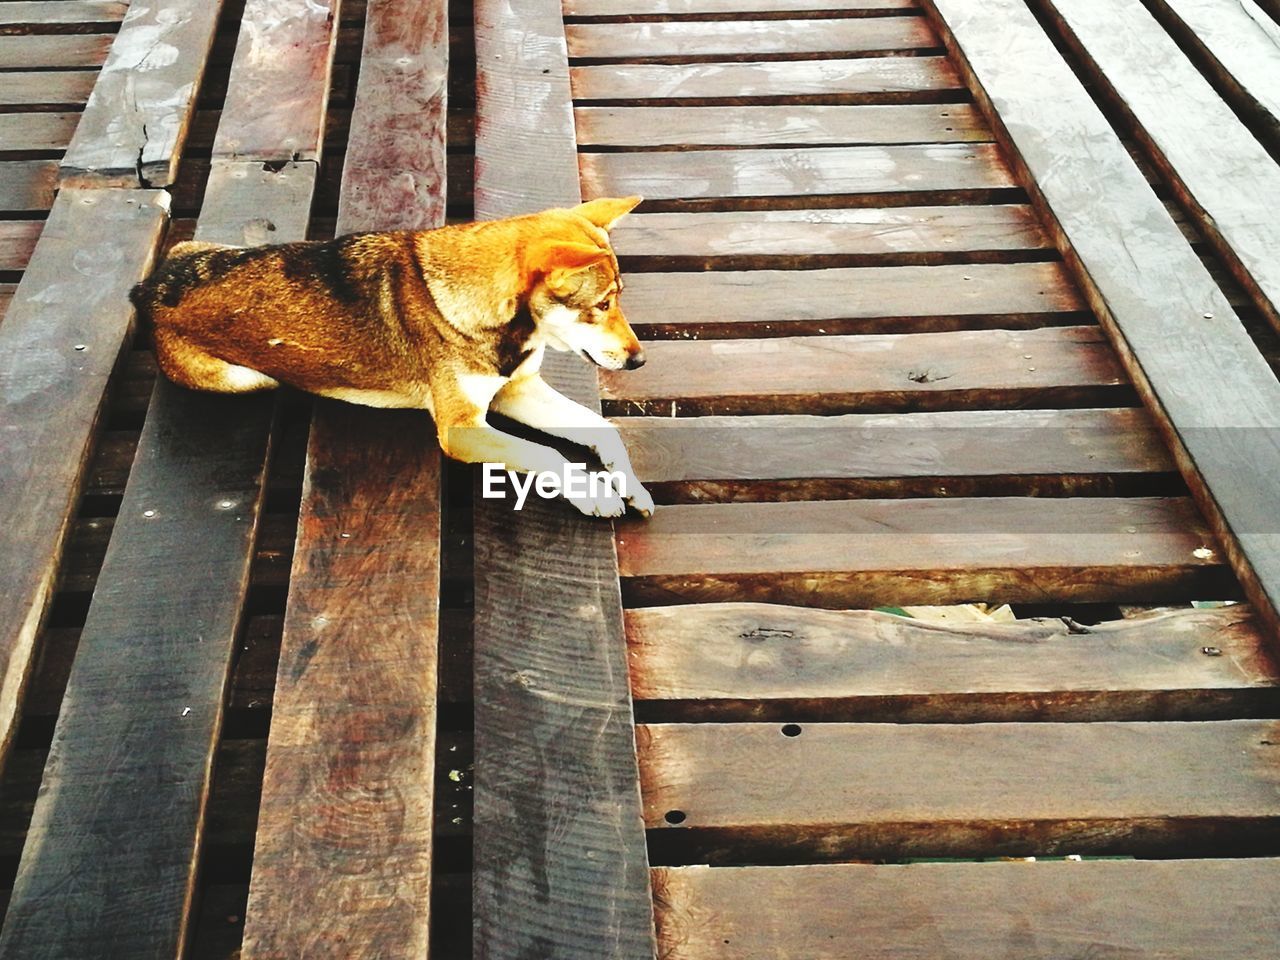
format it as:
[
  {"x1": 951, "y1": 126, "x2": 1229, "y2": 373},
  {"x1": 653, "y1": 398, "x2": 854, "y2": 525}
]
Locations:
[{"x1": 624, "y1": 349, "x2": 646, "y2": 370}]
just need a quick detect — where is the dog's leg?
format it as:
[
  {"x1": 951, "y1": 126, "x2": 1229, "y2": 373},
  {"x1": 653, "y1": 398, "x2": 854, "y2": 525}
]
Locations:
[
  {"x1": 491, "y1": 374, "x2": 655, "y2": 517},
  {"x1": 435, "y1": 374, "x2": 627, "y2": 518},
  {"x1": 153, "y1": 329, "x2": 280, "y2": 393}
]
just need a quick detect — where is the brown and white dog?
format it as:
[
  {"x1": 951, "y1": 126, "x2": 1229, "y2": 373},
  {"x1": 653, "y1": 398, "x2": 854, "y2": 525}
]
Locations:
[{"x1": 130, "y1": 196, "x2": 654, "y2": 517}]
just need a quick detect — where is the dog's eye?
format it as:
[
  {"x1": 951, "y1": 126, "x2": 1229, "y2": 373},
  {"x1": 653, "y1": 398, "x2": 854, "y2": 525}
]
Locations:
[{"x1": 595, "y1": 297, "x2": 612, "y2": 312}]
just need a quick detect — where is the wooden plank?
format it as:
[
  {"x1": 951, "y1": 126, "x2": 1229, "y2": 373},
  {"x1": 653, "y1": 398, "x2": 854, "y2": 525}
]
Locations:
[
  {"x1": 602, "y1": 326, "x2": 1125, "y2": 415},
  {"x1": 1038, "y1": 0, "x2": 1280, "y2": 335},
  {"x1": 628, "y1": 603, "x2": 1279, "y2": 721},
  {"x1": 333, "y1": 0, "x2": 448, "y2": 225},
  {"x1": 611, "y1": 261, "x2": 1085, "y2": 339},
  {"x1": 0, "y1": 165, "x2": 317, "y2": 960},
  {"x1": 472, "y1": 0, "x2": 654, "y2": 955},
  {"x1": 0, "y1": 71, "x2": 96, "y2": 108},
  {"x1": 0, "y1": 188, "x2": 166, "y2": 777},
  {"x1": 0, "y1": 159, "x2": 57, "y2": 211},
  {"x1": 60, "y1": 0, "x2": 224, "y2": 186},
  {"x1": 640, "y1": 719, "x2": 1280, "y2": 859},
  {"x1": 0, "y1": 283, "x2": 12, "y2": 321},
  {"x1": 0, "y1": 33, "x2": 111, "y2": 68},
  {"x1": 212, "y1": 0, "x2": 341, "y2": 162},
  {"x1": 574, "y1": 103, "x2": 987, "y2": 146},
  {"x1": 616, "y1": 407, "x2": 1175, "y2": 500},
  {"x1": 616, "y1": 496, "x2": 1234, "y2": 607},
  {"x1": 239, "y1": 0, "x2": 447, "y2": 954},
  {"x1": 0, "y1": 2, "x2": 128, "y2": 29},
  {"x1": 565, "y1": 18, "x2": 937, "y2": 61},
  {"x1": 1146, "y1": 0, "x2": 1280, "y2": 150},
  {"x1": 927, "y1": 0, "x2": 1280, "y2": 638},
  {"x1": 580, "y1": 143, "x2": 1014, "y2": 201},
  {"x1": 565, "y1": 0, "x2": 918, "y2": 15},
  {"x1": 610, "y1": 205, "x2": 1050, "y2": 269},
  {"x1": 570, "y1": 56, "x2": 963, "y2": 101},
  {"x1": 0, "y1": 110, "x2": 80, "y2": 155},
  {"x1": 0, "y1": 220, "x2": 40, "y2": 270},
  {"x1": 653, "y1": 859, "x2": 1280, "y2": 959}
]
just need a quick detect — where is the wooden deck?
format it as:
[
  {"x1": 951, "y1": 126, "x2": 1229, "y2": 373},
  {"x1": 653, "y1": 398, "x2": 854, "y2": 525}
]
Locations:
[{"x1": 2, "y1": 0, "x2": 1280, "y2": 957}]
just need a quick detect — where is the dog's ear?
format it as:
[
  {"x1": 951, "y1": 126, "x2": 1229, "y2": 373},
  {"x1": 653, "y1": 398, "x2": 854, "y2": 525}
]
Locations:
[
  {"x1": 529, "y1": 239, "x2": 610, "y2": 294},
  {"x1": 571, "y1": 195, "x2": 643, "y2": 232}
]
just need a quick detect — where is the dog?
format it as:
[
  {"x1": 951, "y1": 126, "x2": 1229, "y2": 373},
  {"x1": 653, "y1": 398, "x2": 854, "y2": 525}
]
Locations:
[{"x1": 129, "y1": 195, "x2": 654, "y2": 518}]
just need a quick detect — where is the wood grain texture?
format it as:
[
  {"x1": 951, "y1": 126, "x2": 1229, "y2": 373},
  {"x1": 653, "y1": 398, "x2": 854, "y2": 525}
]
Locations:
[
  {"x1": 627, "y1": 603, "x2": 1278, "y2": 720},
  {"x1": 574, "y1": 103, "x2": 987, "y2": 147},
  {"x1": 473, "y1": 0, "x2": 655, "y2": 955},
  {"x1": 1038, "y1": 0, "x2": 1280, "y2": 335},
  {"x1": 60, "y1": 0, "x2": 224, "y2": 186},
  {"x1": 0, "y1": 220, "x2": 40, "y2": 270},
  {"x1": 0, "y1": 71, "x2": 96, "y2": 108},
  {"x1": 0, "y1": 188, "x2": 166, "y2": 778},
  {"x1": 580, "y1": 143, "x2": 1013, "y2": 202},
  {"x1": 927, "y1": 0, "x2": 1280, "y2": 638},
  {"x1": 615, "y1": 407, "x2": 1175, "y2": 501},
  {"x1": 0, "y1": 33, "x2": 111, "y2": 67},
  {"x1": 615, "y1": 496, "x2": 1234, "y2": 607},
  {"x1": 566, "y1": 17, "x2": 937, "y2": 61},
  {"x1": 0, "y1": 1, "x2": 127, "y2": 28},
  {"x1": 653, "y1": 859, "x2": 1280, "y2": 959},
  {"x1": 564, "y1": 0, "x2": 917, "y2": 15},
  {"x1": 613, "y1": 261, "x2": 1083, "y2": 337},
  {"x1": 240, "y1": 0, "x2": 447, "y2": 954},
  {"x1": 601, "y1": 327, "x2": 1125, "y2": 415},
  {"x1": 212, "y1": 0, "x2": 341, "y2": 162},
  {"x1": 1145, "y1": 0, "x2": 1280, "y2": 150},
  {"x1": 570, "y1": 56, "x2": 963, "y2": 101},
  {"x1": 609, "y1": 205, "x2": 1050, "y2": 269},
  {"x1": 0, "y1": 160, "x2": 57, "y2": 212},
  {"x1": 0, "y1": 24, "x2": 323, "y2": 950},
  {"x1": 336, "y1": 0, "x2": 448, "y2": 227},
  {"x1": 640, "y1": 719, "x2": 1280, "y2": 860},
  {"x1": 240, "y1": 410, "x2": 441, "y2": 960}
]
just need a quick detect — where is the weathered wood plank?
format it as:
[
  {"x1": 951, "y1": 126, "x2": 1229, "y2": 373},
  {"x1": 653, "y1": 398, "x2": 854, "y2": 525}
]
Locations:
[
  {"x1": 613, "y1": 261, "x2": 1084, "y2": 338},
  {"x1": 334, "y1": 0, "x2": 448, "y2": 226},
  {"x1": 0, "y1": 283, "x2": 13, "y2": 321},
  {"x1": 928, "y1": 0, "x2": 1280, "y2": 637},
  {"x1": 0, "y1": 219, "x2": 40, "y2": 270},
  {"x1": 0, "y1": 1, "x2": 127, "y2": 29},
  {"x1": 570, "y1": 56, "x2": 963, "y2": 101},
  {"x1": 566, "y1": 17, "x2": 937, "y2": 61},
  {"x1": 0, "y1": 33, "x2": 111, "y2": 67},
  {"x1": 653, "y1": 859, "x2": 1280, "y2": 959},
  {"x1": 616, "y1": 407, "x2": 1175, "y2": 500},
  {"x1": 628, "y1": 603, "x2": 1278, "y2": 721},
  {"x1": 473, "y1": 0, "x2": 654, "y2": 955},
  {"x1": 1038, "y1": 0, "x2": 1280, "y2": 335},
  {"x1": 641, "y1": 719, "x2": 1280, "y2": 860},
  {"x1": 0, "y1": 189, "x2": 166, "y2": 778},
  {"x1": 565, "y1": 0, "x2": 917, "y2": 15},
  {"x1": 61, "y1": 0, "x2": 224, "y2": 186},
  {"x1": 602, "y1": 326, "x2": 1125, "y2": 415},
  {"x1": 0, "y1": 71, "x2": 96, "y2": 108},
  {"x1": 0, "y1": 163, "x2": 317, "y2": 960},
  {"x1": 610, "y1": 205, "x2": 1050, "y2": 269},
  {"x1": 616, "y1": 497, "x2": 1234, "y2": 607},
  {"x1": 239, "y1": 0, "x2": 447, "y2": 954},
  {"x1": 580, "y1": 143, "x2": 1014, "y2": 201},
  {"x1": 1146, "y1": 0, "x2": 1280, "y2": 150},
  {"x1": 212, "y1": 0, "x2": 341, "y2": 162},
  {"x1": 0, "y1": 159, "x2": 56, "y2": 211},
  {"x1": 575, "y1": 103, "x2": 987, "y2": 147}
]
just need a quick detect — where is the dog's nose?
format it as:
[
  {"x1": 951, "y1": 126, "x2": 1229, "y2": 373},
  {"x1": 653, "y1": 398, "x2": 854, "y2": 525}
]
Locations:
[{"x1": 624, "y1": 350, "x2": 646, "y2": 370}]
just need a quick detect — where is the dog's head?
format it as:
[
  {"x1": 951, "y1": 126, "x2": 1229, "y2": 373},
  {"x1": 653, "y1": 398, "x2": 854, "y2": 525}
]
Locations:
[{"x1": 524, "y1": 196, "x2": 645, "y2": 371}]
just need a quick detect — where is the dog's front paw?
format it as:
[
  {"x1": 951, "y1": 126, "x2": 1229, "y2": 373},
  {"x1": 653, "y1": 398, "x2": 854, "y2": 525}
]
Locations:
[
  {"x1": 625, "y1": 482, "x2": 656, "y2": 519},
  {"x1": 570, "y1": 490, "x2": 628, "y2": 519}
]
